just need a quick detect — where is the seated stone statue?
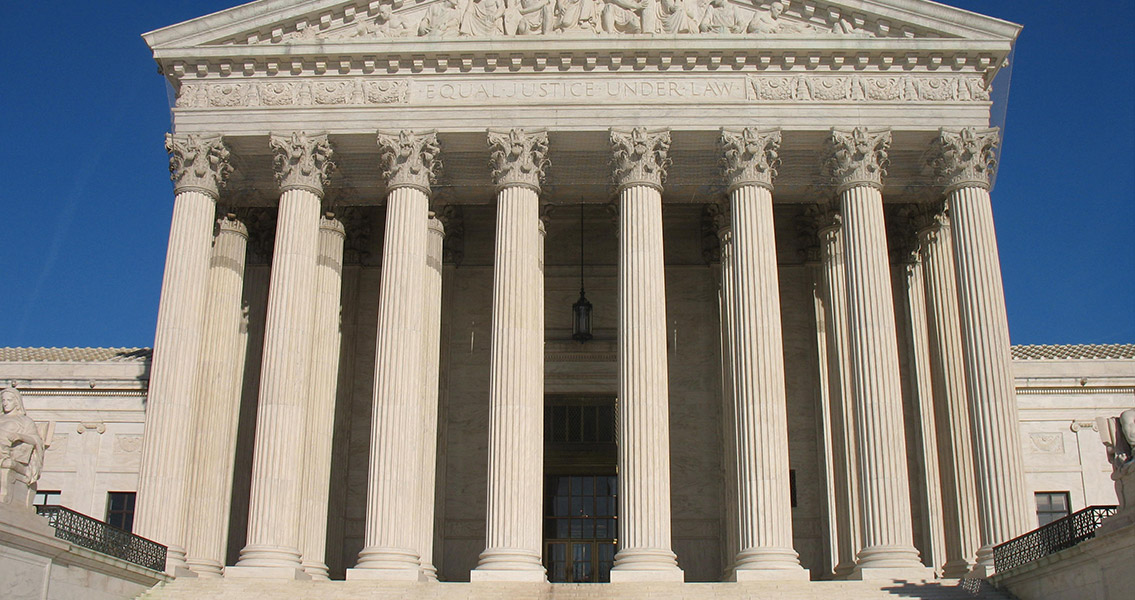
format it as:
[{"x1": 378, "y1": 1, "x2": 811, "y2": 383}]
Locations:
[
  {"x1": 418, "y1": 0, "x2": 464, "y2": 37},
  {"x1": 0, "y1": 387, "x2": 45, "y2": 507},
  {"x1": 1100, "y1": 409, "x2": 1135, "y2": 513},
  {"x1": 601, "y1": 0, "x2": 656, "y2": 34}
]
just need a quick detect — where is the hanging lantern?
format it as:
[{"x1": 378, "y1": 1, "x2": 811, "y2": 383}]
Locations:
[{"x1": 572, "y1": 203, "x2": 593, "y2": 343}]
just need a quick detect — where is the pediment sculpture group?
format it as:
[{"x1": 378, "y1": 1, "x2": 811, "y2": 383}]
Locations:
[{"x1": 345, "y1": 0, "x2": 870, "y2": 39}]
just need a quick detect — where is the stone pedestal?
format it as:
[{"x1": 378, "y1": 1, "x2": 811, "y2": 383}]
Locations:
[
  {"x1": 608, "y1": 128, "x2": 683, "y2": 583},
  {"x1": 472, "y1": 129, "x2": 549, "y2": 583},
  {"x1": 184, "y1": 215, "x2": 249, "y2": 577},
  {"x1": 231, "y1": 132, "x2": 332, "y2": 579},
  {"x1": 136, "y1": 133, "x2": 231, "y2": 574}
]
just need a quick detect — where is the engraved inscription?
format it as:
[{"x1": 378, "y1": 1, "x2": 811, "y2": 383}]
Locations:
[{"x1": 418, "y1": 79, "x2": 743, "y2": 101}]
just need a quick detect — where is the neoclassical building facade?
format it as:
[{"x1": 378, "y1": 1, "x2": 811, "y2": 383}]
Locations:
[{"x1": 128, "y1": 0, "x2": 1048, "y2": 589}]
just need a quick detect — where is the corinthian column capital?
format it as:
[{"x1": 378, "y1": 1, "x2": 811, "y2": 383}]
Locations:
[
  {"x1": 166, "y1": 133, "x2": 233, "y2": 199},
  {"x1": 269, "y1": 132, "x2": 334, "y2": 196},
  {"x1": 912, "y1": 203, "x2": 950, "y2": 245},
  {"x1": 822, "y1": 128, "x2": 891, "y2": 193},
  {"x1": 720, "y1": 128, "x2": 782, "y2": 192},
  {"x1": 488, "y1": 129, "x2": 550, "y2": 193},
  {"x1": 610, "y1": 127, "x2": 671, "y2": 192},
  {"x1": 377, "y1": 130, "x2": 441, "y2": 195},
  {"x1": 925, "y1": 127, "x2": 999, "y2": 193}
]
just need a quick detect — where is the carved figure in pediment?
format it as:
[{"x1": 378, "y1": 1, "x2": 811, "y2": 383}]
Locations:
[
  {"x1": 828, "y1": 7, "x2": 874, "y2": 37},
  {"x1": 0, "y1": 388, "x2": 44, "y2": 507},
  {"x1": 554, "y1": 0, "x2": 598, "y2": 31},
  {"x1": 1100, "y1": 409, "x2": 1135, "y2": 512},
  {"x1": 461, "y1": 0, "x2": 508, "y2": 36},
  {"x1": 513, "y1": 0, "x2": 554, "y2": 34},
  {"x1": 658, "y1": 0, "x2": 697, "y2": 33},
  {"x1": 747, "y1": 1, "x2": 806, "y2": 34},
  {"x1": 699, "y1": 0, "x2": 743, "y2": 34},
  {"x1": 601, "y1": 0, "x2": 657, "y2": 34},
  {"x1": 419, "y1": 0, "x2": 465, "y2": 37},
  {"x1": 353, "y1": 0, "x2": 410, "y2": 38}
]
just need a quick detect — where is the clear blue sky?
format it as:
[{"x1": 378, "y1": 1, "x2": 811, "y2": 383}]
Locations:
[{"x1": 0, "y1": 1, "x2": 1131, "y2": 348}]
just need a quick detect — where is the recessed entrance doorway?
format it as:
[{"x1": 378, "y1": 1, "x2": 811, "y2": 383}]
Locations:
[{"x1": 543, "y1": 396, "x2": 617, "y2": 583}]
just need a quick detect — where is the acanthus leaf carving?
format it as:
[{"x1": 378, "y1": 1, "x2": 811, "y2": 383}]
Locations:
[
  {"x1": 269, "y1": 132, "x2": 335, "y2": 195},
  {"x1": 488, "y1": 128, "x2": 550, "y2": 192},
  {"x1": 924, "y1": 127, "x2": 999, "y2": 193},
  {"x1": 720, "y1": 127, "x2": 781, "y2": 191},
  {"x1": 746, "y1": 75, "x2": 989, "y2": 103},
  {"x1": 377, "y1": 130, "x2": 442, "y2": 193},
  {"x1": 821, "y1": 127, "x2": 891, "y2": 192},
  {"x1": 165, "y1": 133, "x2": 233, "y2": 198},
  {"x1": 610, "y1": 127, "x2": 671, "y2": 191}
]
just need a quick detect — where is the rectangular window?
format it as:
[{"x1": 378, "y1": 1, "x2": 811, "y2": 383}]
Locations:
[
  {"x1": 106, "y1": 491, "x2": 137, "y2": 532},
  {"x1": 1035, "y1": 491, "x2": 1070, "y2": 526},
  {"x1": 33, "y1": 490, "x2": 61, "y2": 507}
]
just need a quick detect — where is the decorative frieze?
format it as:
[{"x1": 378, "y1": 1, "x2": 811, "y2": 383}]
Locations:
[
  {"x1": 377, "y1": 130, "x2": 441, "y2": 194},
  {"x1": 177, "y1": 80, "x2": 409, "y2": 108},
  {"x1": 165, "y1": 133, "x2": 233, "y2": 198},
  {"x1": 269, "y1": 132, "x2": 335, "y2": 196},
  {"x1": 610, "y1": 127, "x2": 671, "y2": 191},
  {"x1": 720, "y1": 127, "x2": 781, "y2": 191},
  {"x1": 821, "y1": 127, "x2": 891, "y2": 193},
  {"x1": 487, "y1": 129, "x2": 550, "y2": 192},
  {"x1": 747, "y1": 75, "x2": 989, "y2": 102},
  {"x1": 925, "y1": 127, "x2": 1000, "y2": 193}
]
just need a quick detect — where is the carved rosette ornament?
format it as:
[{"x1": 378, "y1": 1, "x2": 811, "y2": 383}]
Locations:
[
  {"x1": 720, "y1": 127, "x2": 782, "y2": 192},
  {"x1": 377, "y1": 130, "x2": 442, "y2": 194},
  {"x1": 821, "y1": 128, "x2": 892, "y2": 193},
  {"x1": 269, "y1": 132, "x2": 335, "y2": 196},
  {"x1": 487, "y1": 129, "x2": 550, "y2": 193},
  {"x1": 610, "y1": 127, "x2": 672, "y2": 192},
  {"x1": 165, "y1": 133, "x2": 233, "y2": 199},
  {"x1": 925, "y1": 127, "x2": 999, "y2": 193}
]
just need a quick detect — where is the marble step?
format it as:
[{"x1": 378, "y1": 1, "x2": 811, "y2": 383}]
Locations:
[{"x1": 137, "y1": 579, "x2": 1015, "y2": 600}]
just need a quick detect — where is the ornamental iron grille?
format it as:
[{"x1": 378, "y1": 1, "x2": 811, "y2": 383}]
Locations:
[
  {"x1": 35, "y1": 505, "x2": 168, "y2": 572},
  {"x1": 992, "y1": 505, "x2": 1118, "y2": 573}
]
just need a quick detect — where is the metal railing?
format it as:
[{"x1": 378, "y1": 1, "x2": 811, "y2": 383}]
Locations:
[
  {"x1": 993, "y1": 505, "x2": 1118, "y2": 573},
  {"x1": 35, "y1": 505, "x2": 167, "y2": 572}
]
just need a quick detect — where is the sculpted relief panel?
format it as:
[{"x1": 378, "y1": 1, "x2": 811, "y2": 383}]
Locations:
[{"x1": 233, "y1": 0, "x2": 918, "y2": 43}]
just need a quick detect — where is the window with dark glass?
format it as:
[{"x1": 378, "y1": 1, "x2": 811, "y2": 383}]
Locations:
[
  {"x1": 33, "y1": 490, "x2": 61, "y2": 507},
  {"x1": 1035, "y1": 491, "x2": 1071, "y2": 526},
  {"x1": 544, "y1": 475, "x2": 617, "y2": 583},
  {"x1": 106, "y1": 491, "x2": 137, "y2": 532}
]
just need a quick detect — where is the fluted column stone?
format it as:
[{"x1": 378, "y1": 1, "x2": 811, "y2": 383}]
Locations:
[
  {"x1": 926, "y1": 128, "x2": 1031, "y2": 577},
  {"x1": 136, "y1": 133, "x2": 232, "y2": 574},
  {"x1": 608, "y1": 127, "x2": 683, "y2": 582},
  {"x1": 299, "y1": 216, "x2": 347, "y2": 580},
  {"x1": 230, "y1": 132, "x2": 333, "y2": 579},
  {"x1": 184, "y1": 214, "x2": 249, "y2": 577},
  {"x1": 417, "y1": 214, "x2": 446, "y2": 580},
  {"x1": 472, "y1": 129, "x2": 550, "y2": 582},
  {"x1": 711, "y1": 203, "x2": 740, "y2": 579},
  {"x1": 916, "y1": 209, "x2": 981, "y2": 577},
  {"x1": 821, "y1": 128, "x2": 929, "y2": 579},
  {"x1": 720, "y1": 128, "x2": 807, "y2": 580},
  {"x1": 349, "y1": 131, "x2": 439, "y2": 581},
  {"x1": 815, "y1": 211, "x2": 861, "y2": 579}
]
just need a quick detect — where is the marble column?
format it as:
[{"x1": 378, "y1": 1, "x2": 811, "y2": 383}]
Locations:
[
  {"x1": 416, "y1": 214, "x2": 446, "y2": 580},
  {"x1": 814, "y1": 211, "x2": 861, "y2": 578},
  {"x1": 710, "y1": 203, "x2": 740, "y2": 579},
  {"x1": 821, "y1": 128, "x2": 928, "y2": 578},
  {"x1": 230, "y1": 132, "x2": 333, "y2": 579},
  {"x1": 472, "y1": 130, "x2": 550, "y2": 582},
  {"x1": 349, "y1": 131, "x2": 439, "y2": 581},
  {"x1": 926, "y1": 128, "x2": 1031, "y2": 577},
  {"x1": 136, "y1": 134, "x2": 232, "y2": 573},
  {"x1": 895, "y1": 248, "x2": 947, "y2": 572},
  {"x1": 298, "y1": 215, "x2": 347, "y2": 580},
  {"x1": 719, "y1": 128, "x2": 807, "y2": 579},
  {"x1": 184, "y1": 214, "x2": 249, "y2": 577},
  {"x1": 608, "y1": 127, "x2": 683, "y2": 582},
  {"x1": 916, "y1": 209, "x2": 982, "y2": 578}
]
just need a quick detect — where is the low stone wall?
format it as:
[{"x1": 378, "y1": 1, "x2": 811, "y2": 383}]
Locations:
[
  {"x1": 991, "y1": 520, "x2": 1135, "y2": 600},
  {"x1": 0, "y1": 504, "x2": 169, "y2": 600}
]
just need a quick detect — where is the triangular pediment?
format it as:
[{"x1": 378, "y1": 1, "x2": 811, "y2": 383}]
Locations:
[{"x1": 144, "y1": 0, "x2": 1020, "y2": 50}]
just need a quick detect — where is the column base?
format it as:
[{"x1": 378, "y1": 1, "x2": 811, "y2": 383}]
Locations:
[
  {"x1": 184, "y1": 558, "x2": 223, "y2": 578},
  {"x1": 610, "y1": 548, "x2": 684, "y2": 583},
  {"x1": 731, "y1": 547, "x2": 807, "y2": 580},
  {"x1": 349, "y1": 546, "x2": 424, "y2": 580},
  {"x1": 850, "y1": 545, "x2": 933, "y2": 581},
  {"x1": 225, "y1": 566, "x2": 312, "y2": 580},
  {"x1": 302, "y1": 561, "x2": 330, "y2": 581},
  {"x1": 472, "y1": 548, "x2": 546, "y2": 582},
  {"x1": 968, "y1": 545, "x2": 995, "y2": 578},
  {"x1": 941, "y1": 558, "x2": 976, "y2": 579}
]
